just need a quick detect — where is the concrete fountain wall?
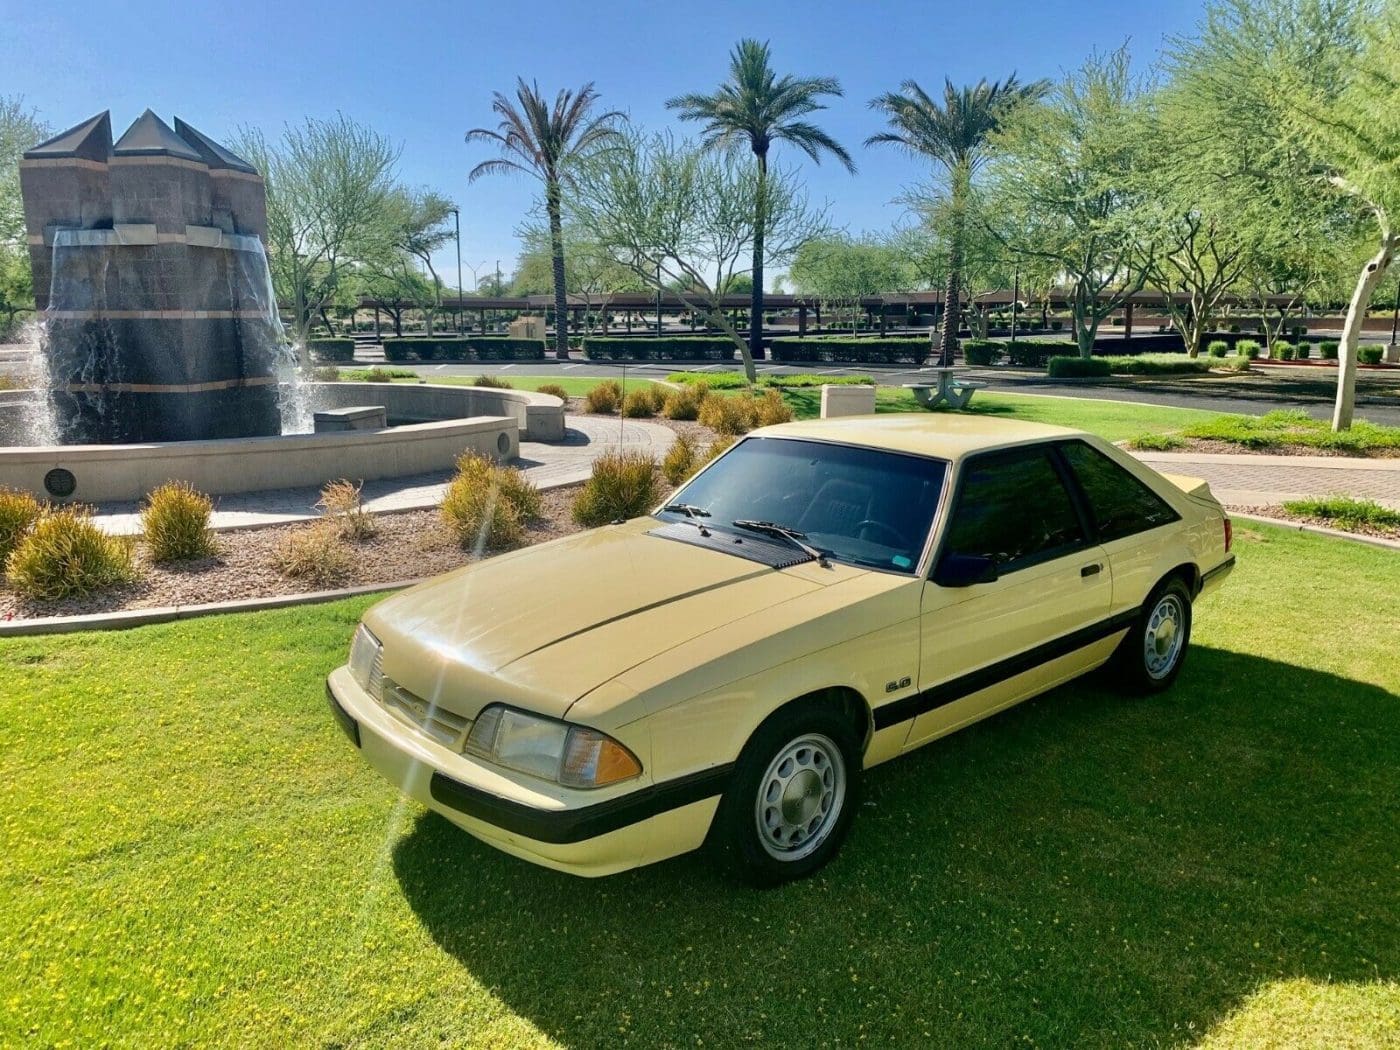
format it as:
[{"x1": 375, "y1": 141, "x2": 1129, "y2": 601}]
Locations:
[{"x1": 0, "y1": 384, "x2": 565, "y2": 503}]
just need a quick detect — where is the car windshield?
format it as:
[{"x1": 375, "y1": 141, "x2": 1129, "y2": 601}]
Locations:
[{"x1": 656, "y1": 437, "x2": 948, "y2": 573}]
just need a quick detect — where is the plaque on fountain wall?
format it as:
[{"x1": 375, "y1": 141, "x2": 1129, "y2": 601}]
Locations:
[{"x1": 19, "y1": 110, "x2": 289, "y2": 443}]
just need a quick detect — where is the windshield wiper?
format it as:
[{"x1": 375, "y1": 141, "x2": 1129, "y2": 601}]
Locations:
[
  {"x1": 662, "y1": 502, "x2": 712, "y2": 536},
  {"x1": 731, "y1": 519, "x2": 831, "y2": 567}
]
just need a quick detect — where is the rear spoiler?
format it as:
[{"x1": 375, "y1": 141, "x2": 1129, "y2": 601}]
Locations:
[{"x1": 1160, "y1": 472, "x2": 1215, "y2": 502}]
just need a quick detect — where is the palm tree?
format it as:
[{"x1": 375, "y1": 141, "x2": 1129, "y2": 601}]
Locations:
[
  {"x1": 668, "y1": 40, "x2": 854, "y2": 368},
  {"x1": 467, "y1": 80, "x2": 624, "y2": 360},
  {"x1": 868, "y1": 77, "x2": 1046, "y2": 365}
]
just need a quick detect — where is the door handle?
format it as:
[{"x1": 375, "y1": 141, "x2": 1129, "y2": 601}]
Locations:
[{"x1": 1081, "y1": 563, "x2": 1102, "y2": 577}]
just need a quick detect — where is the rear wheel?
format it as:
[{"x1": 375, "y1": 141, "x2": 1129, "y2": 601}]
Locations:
[
  {"x1": 1113, "y1": 577, "x2": 1193, "y2": 693},
  {"x1": 709, "y1": 703, "x2": 861, "y2": 887}
]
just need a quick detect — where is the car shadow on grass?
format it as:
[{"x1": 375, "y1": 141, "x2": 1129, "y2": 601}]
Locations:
[{"x1": 390, "y1": 646, "x2": 1397, "y2": 1047}]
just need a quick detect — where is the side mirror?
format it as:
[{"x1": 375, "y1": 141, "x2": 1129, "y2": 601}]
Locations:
[{"x1": 933, "y1": 553, "x2": 999, "y2": 588}]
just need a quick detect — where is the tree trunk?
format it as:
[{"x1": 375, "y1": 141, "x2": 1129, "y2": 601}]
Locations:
[
  {"x1": 938, "y1": 242, "x2": 961, "y2": 368},
  {"x1": 749, "y1": 150, "x2": 768, "y2": 371},
  {"x1": 1333, "y1": 232, "x2": 1396, "y2": 431},
  {"x1": 546, "y1": 178, "x2": 570, "y2": 361}
]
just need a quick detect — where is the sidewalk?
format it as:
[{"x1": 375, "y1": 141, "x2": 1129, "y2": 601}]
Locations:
[
  {"x1": 1130, "y1": 451, "x2": 1400, "y2": 510},
  {"x1": 90, "y1": 416, "x2": 676, "y2": 535}
]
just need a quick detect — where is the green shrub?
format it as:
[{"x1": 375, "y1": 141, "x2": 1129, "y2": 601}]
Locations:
[
  {"x1": 769, "y1": 337, "x2": 928, "y2": 365},
  {"x1": 535, "y1": 383, "x2": 570, "y2": 402},
  {"x1": 1282, "y1": 495, "x2": 1400, "y2": 530},
  {"x1": 1235, "y1": 339, "x2": 1261, "y2": 359},
  {"x1": 1295, "y1": 342, "x2": 1311, "y2": 360},
  {"x1": 581, "y1": 337, "x2": 735, "y2": 362},
  {"x1": 572, "y1": 450, "x2": 660, "y2": 526},
  {"x1": 583, "y1": 379, "x2": 624, "y2": 414},
  {"x1": 316, "y1": 479, "x2": 377, "y2": 541},
  {"x1": 363, "y1": 367, "x2": 397, "y2": 383},
  {"x1": 272, "y1": 522, "x2": 354, "y2": 585},
  {"x1": 1206, "y1": 340, "x2": 1230, "y2": 357},
  {"x1": 699, "y1": 394, "x2": 757, "y2": 435},
  {"x1": 622, "y1": 387, "x2": 658, "y2": 418},
  {"x1": 1270, "y1": 340, "x2": 1294, "y2": 360},
  {"x1": 1228, "y1": 323, "x2": 1241, "y2": 333},
  {"x1": 141, "y1": 481, "x2": 218, "y2": 562},
  {"x1": 306, "y1": 338, "x2": 354, "y2": 363},
  {"x1": 470, "y1": 373, "x2": 513, "y2": 389},
  {"x1": 7, "y1": 508, "x2": 138, "y2": 600},
  {"x1": 1047, "y1": 356, "x2": 1111, "y2": 378},
  {"x1": 440, "y1": 452, "x2": 540, "y2": 549},
  {"x1": 662, "y1": 382, "x2": 710, "y2": 420},
  {"x1": 662, "y1": 432, "x2": 699, "y2": 486},
  {"x1": 1008, "y1": 342, "x2": 1061, "y2": 368},
  {"x1": 382, "y1": 337, "x2": 544, "y2": 363},
  {"x1": 1219, "y1": 355, "x2": 1252, "y2": 373},
  {"x1": 667, "y1": 371, "x2": 748, "y2": 390},
  {"x1": 0, "y1": 487, "x2": 43, "y2": 566},
  {"x1": 962, "y1": 339, "x2": 1005, "y2": 366},
  {"x1": 763, "y1": 374, "x2": 873, "y2": 388},
  {"x1": 1127, "y1": 433, "x2": 1187, "y2": 451},
  {"x1": 1359, "y1": 346, "x2": 1384, "y2": 365},
  {"x1": 1319, "y1": 340, "x2": 1340, "y2": 360},
  {"x1": 1050, "y1": 319, "x2": 1064, "y2": 331}
]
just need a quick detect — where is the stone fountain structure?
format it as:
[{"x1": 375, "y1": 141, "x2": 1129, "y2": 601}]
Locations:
[{"x1": 21, "y1": 110, "x2": 283, "y2": 443}]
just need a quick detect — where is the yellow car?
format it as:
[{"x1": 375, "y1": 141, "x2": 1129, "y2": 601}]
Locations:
[{"x1": 327, "y1": 415, "x2": 1233, "y2": 885}]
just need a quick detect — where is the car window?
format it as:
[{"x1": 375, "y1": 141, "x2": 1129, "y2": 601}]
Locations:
[
  {"x1": 658, "y1": 437, "x2": 947, "y2": 573},
  {"x1": 941, "y1": 447, "x2": 1087, "y2": 571},
  {"x1": 1060, "y1": 441, "x2": 1179, "y2": 542}
]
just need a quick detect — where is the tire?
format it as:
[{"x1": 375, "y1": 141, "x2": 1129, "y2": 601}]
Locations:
[
  {"x1": 708, "y1": 702, "x2": 862, "y2": 887},
  {"x1": 1113, "y1": 576, "x2": 1193, "y2": 694}
]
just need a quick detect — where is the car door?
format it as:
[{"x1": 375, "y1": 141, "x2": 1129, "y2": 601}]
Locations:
[
  {"x1": 1056, "y1": 440, "x2": 1183, "y2": 618},
  {"x1": 901, "y1": 444, "x2": 1112, "y2": 751}
]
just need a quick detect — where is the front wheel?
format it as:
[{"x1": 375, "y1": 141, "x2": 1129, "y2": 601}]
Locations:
[
  {"x1": 1113, "y1": 577, "x2": 1193, "y2": 693},
  {"x1": 709, "y1": 704, "x2": 861, "y2": 887}
]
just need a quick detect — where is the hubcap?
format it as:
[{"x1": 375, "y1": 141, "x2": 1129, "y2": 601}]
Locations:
[
  {"x1": 1144, "y1": 593, "x2": 1186, "y2": 679},
  {"x1": 754, "y1": 733, "x2": 846, "y2": 862}
]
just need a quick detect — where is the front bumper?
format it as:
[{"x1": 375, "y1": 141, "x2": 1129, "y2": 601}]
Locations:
[{"x1": 325, "y1": 666, "x2": 727, "y2": 876}]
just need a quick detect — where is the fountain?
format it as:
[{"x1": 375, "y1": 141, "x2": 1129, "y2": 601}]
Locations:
[
  {"x1": 21, "y1": 110, "x2": 284, "y2": 443},
  {"x1": 0, "y1": 109, "x2": 559, "y2": 505}
]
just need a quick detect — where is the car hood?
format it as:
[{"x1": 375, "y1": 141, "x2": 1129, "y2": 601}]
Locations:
[{"x1": 364, "y1": 518, "x2": 848, "y2": 719}]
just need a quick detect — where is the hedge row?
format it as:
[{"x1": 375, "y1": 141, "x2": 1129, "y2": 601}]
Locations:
[
  {"x1": 1047, "y1": 353, "x2": 1243, "y2": 378},
  {"x1": 770, "y1": 337, "x2": 929, "y2": 365},
  {"x1": 306, "y1": 338, "x2": 354, "y2": 363},
  {"x1": 581, "y1": 337, "x2": 736, "y2": 361},
  {"x1": 382, "y1": 338, "x2": 545, "y2": 362}
]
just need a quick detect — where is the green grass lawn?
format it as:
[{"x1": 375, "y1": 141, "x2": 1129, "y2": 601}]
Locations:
[{"x1": 2, "y1": 523, "x2": 1397, "y2": 1047}]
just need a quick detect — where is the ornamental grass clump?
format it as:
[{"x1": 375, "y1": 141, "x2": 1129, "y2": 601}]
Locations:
[
  {"x1": 662, "y1": 382, "x2": 710, "y2": 420},
  {"x1": 141, "y1": 481, "x2": 218, "y2": 563},
  {"x1": 752, "y1": 389, "x2": 794, "y2": 427},
  {"x1": 583, "y1": 379, "x2": 623, "y2": 414},
  {"x1": 472, "y1": 374, "x2": 514, "y2": 389},
  {"x1": 572, "y1": 450, "x2": 659, "y2": 527},
  {"x1": 272, "y1": 522, "x2": 354, "y2": 585},
  {"x1": 698, "y1": 393, "x2": 757, "y2": 436},
  {"x1": 1206, "y1": 340, "x2": 1230, "y2": 358},
  {"x1": 0, "y1": 486, "x2": 43, "y2": 566},
  {"x1": 662, "y1": 432, "x2": 699, "y2": 486},
  {"x1": 622, "y1": 387, "x2": 659, "y2": 418},
  {"x1": 440, "y1": 452, "x2": 541, "y2": 549},
  {"x1": 7, "y1": 507, "x2": 137, "y2": 601},
  {"x1": 316, "y1": 479, "x2": 377, "y2": 541},
  {"x1": 535, "y1": 383, "x2": 570, "y2": 402}
]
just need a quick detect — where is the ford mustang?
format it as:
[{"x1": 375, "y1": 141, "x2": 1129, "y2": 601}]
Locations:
[{"x1": 326, "y1": 414, "x2": 1234, "y2": 885}]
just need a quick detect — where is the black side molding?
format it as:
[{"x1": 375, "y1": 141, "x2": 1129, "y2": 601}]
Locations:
[
  {"x1": 429, "y1": 764, "x2": 734, "y2": 845},
  {"x1": 326, "y1": 681, "x2": 360, "y2": 748},
  {"x1": 872, "y1": 606, "x2": 1141, "y2": 731},
  {"x1": 1200, "y1": 554, "x2": 1235, "y2": 588}
]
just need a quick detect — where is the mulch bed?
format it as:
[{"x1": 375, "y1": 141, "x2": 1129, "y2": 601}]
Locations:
[
  {"x1": 1144, "y1": 437, "x2": 1400, "y2": 458},
  {"x1": 1, "y1": 485, "x2": 585, "y2": 623},
  {"x1": 1235, "y1": 505, "x2": 1400, "y2": 541}
]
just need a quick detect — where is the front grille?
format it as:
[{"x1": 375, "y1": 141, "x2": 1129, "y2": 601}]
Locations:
[{"x1": 380, "y1": 679, "x2": 472, "y2": 750}]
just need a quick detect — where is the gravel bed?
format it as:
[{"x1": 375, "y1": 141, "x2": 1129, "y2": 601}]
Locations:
[
  {"x1": 1233, "y1": 504, "x2": 1400, "y2": 540},
  {"x1": 1145, "y1": 437, "x2": 1400, "y2": 458},
  {"x1": 0, "y1": 485, "x2": 584, "y2": 623}
]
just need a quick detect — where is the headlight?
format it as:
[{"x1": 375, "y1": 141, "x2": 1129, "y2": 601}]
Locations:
[
  {"x1": 348, "y1": 624, "x2": 383, "y2": 700},
  {"x1": 465, "y1": 705, "x2": 642, "y2": 789}
]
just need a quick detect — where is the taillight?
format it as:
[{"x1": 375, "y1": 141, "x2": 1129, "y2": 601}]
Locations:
[{"x1": 1223, "y1": 516, "x2": 1233, "y2": 553}]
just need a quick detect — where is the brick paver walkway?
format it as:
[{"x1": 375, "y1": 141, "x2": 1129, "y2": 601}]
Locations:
[
  {"x1": 1131, "y1": 451, "x2": 1400, "y2": 510},
  {"x1": 92, "y1": 416, "x2": 677, "y2": 535}
]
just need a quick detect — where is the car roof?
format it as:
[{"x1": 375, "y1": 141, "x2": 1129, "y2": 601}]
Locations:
[{"x1": 750, "y1": 413, "x2": 1086, "y2": 461}]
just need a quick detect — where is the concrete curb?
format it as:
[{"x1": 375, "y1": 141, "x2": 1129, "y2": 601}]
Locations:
[
  {"x1": 1230, "y1": 512, "x2": 1400, "y2": 551},
  {"x1": 0, "y1": 578, "x2": 427, "y2": 638}
]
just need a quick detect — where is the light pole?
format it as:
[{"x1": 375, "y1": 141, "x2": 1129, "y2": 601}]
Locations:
[
  {"x1": 451, "y1": 207, "x2": 463, "y2": 334},
  {"x1": 1391, "y1": 276, "x2": 1399, "y2": 348},
  {"x1": 1009, "y1": 263, "x2": 1020, "y2": 353},
  {"x1": 656, "y1": 257, "x2": 663, "y2": 337}
]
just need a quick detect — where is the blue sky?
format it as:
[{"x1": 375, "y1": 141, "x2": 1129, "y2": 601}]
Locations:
[{"x1": 4, "y1": 0, "x2": 1202, "y2": 286}]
